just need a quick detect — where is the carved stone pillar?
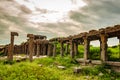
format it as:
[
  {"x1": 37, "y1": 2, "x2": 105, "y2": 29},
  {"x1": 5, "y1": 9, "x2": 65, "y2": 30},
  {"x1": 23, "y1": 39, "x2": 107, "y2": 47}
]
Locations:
[
  {"x1": 43, "y1": 44, "x2": 47, "y2": 55},
  {"x1": 83, "y1": 36, "x2": 90, "y2": 61},
  {"x1": 74, "y1": 42, "x2": 78, "y2": 56},
  {"x1": 60, "y1": 42, "x2": 64, "y2": 57},
  {"x1": 8, "y1": 32, "x2": 18, "y2": 61},
  {"x1": 70, "y1": 40, "x2": 74, "y2": 58},
  {"x1": 36, "y1": 42, "x2": 40, "y2": 57},
  {"x1": 65, "y1": 43, "x2": 69, "y2": 54},
  {"x1": 27, "y1": 34, "x2": 34, "y2": 62},
  {"x1": 39, "y1": 44, "x2": 42, "y2": 55},
  {"x1": 47, "y1": 44, "x2": 52, "y2": 56},
  {"x1": 53, "y1": 43, "x2": 56, "y2": 57},
  {"x1": 117, "y1": 36, "x2": 120, "y2": 59},
  {"x1": 99, "y1": 29, "x2": 107, "y2": 62},
  {"x1": 33, "y1": 43, "x2": 35, "y2": 56}
]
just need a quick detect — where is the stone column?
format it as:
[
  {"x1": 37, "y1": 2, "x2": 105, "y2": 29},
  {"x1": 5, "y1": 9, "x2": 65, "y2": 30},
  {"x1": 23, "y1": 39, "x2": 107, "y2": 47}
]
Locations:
[
  {"x1": 43, "y1": 44, "x2": 47, "y2": 55},
  {"x1": 33, "y1": 43, "x2": 35, "y2": 56},
  {"x1": 39, "y1": 44, "x2": 42, "y2": 55},
  {"x1": 8, "y1": 32, "x2": 18, "y2": 61},
  {"x1": 65, "y1": 43, "x2": 69, "y2": 54},
  {"x1": 36, "y1": 42, "x2": 40, "y2": 57},
  {"x1": 83, "y1": 36, "x2": 90, "y2": 61},
  {"x1": 118, "y1": 36, "x2": 120, "y2": 59},
  {"x1": 47, "y1": 44, "x2": 52, "y2": 56},
  {"x1": 53, "y1": 43, "x2": 56, "y2": 57},
  {"x1": 60, "y1": 42, "x2": 64, "y2": 57},
  {"x1": 99, "y1": 29, "x2": 107, "y2": 62},
  {"x1": 74, "y1": 42, "x2": 78, "y2": 56},
  {"x1": 27, "y1": 34, "x2": 34, "y2": 62},
  {"x1": 70, "y1": 40, "x2": 74, "y2": 58}
]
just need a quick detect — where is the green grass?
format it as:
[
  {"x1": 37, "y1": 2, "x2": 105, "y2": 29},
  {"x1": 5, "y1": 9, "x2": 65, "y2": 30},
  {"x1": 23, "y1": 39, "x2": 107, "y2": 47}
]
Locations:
[{"x1": 0, "y1": 56, "x2": 120, "y2": 80}]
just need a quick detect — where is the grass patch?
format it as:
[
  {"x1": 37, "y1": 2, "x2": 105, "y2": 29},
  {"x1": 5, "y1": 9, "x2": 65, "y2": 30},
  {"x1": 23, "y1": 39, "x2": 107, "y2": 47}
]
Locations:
[{"x1": 0, "y1": 56, "x2": 120, "y2": 80}]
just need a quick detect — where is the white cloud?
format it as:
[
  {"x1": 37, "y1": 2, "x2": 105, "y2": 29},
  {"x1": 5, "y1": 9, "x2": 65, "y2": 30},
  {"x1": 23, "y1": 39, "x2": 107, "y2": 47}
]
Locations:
[{"x1": 15, "y1": 0, "x2": 87, "y2": 23}]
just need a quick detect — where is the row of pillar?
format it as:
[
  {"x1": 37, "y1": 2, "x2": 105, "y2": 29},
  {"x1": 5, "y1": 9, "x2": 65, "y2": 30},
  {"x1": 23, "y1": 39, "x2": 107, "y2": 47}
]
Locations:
[{"x1": 58, "y1": 31, "x2": 110, "y2": 62}]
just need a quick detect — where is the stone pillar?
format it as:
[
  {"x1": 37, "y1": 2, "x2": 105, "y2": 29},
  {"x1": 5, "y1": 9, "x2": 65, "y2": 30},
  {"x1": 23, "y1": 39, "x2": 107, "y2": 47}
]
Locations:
[
  {"x1": 117, "y1": 36, "x2": 120, "y2": 59},
  {"x1": 53, "y1": 43, "x2": 56, "y2": 57},
  {"x1": 27, "y1": 34, "x2": 34, "y2": 62},
  {"x1": 83, "y1": 36, "x2": 90, "y2": 61},
  {"x1": 32, "y1": 43, "x2": 35, "y2": 56},
  {"x1": 70, "y1": 40, "x2": 74, "y2": 58},
  {"x1": 60, "y1": 42, "x2": 64, "y2": 57},
  {"x1": 74, "y1": 42, "x2": 78, "y2": 56},
  {"x1": 39, "y1": 44, "x2": 42, "y2": 55},
  {"x1": 8, "y1": 32, "x2": 18, "y2": 61},
  {"x1": 36, "y1": 42, "x2": 40, "y2": 57},
  {"x1": 47, "y1": 44, "x2": 52, "y2": 56},
  {"x1": 65, "y1": 43, "x2": 69, "y2": 54},
  {"x1": 99, "y1": 29, "x2": 107, "y2": 62},
  {"x1": 43, "y1": 44, "x2": 47, "y2": 55}
]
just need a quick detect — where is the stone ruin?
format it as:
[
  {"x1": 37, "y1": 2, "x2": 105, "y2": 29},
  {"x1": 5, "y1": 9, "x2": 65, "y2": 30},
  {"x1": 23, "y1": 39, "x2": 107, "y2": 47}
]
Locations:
[{"x1": 1, "y1": 24, "x2": 120, "y2": 66}]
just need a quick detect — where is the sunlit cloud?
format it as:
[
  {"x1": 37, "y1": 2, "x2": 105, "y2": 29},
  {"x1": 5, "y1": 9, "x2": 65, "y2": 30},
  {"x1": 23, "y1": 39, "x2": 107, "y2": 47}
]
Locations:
[{"x1": 15, "y1": 0, "x2": 87, "y2": 23}]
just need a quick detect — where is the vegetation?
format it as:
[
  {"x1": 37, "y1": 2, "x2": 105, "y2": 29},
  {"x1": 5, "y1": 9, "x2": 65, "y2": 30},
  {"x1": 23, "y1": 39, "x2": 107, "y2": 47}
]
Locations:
[
  {"x1": 0, "y1": 43, "x2": 120, "y2": 80},
  {"x1": 0, "y1": 56, "x2": 120, "y2": 80}
]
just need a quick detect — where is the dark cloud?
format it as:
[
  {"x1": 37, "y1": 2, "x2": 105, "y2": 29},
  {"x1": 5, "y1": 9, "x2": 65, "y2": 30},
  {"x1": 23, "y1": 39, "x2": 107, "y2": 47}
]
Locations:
[
  {"x1": 0, "y1": 0, "x2": 120, "y2": 45},
  {"x1": 69, "y1": 0, "x2": 120, "y2": 30},
  {"x1": 20, "y1": 5, "x2": 32, "y2": 14}
]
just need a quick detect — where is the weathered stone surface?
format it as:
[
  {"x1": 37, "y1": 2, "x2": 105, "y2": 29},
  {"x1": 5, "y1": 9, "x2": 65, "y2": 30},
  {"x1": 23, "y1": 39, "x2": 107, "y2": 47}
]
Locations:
[
  {"x1": 70, "y1": 40, "x2": 74, "y2": 58},
  {"x1": 99, "y1": 29, "x2": 107, "y2": 62},
  {"x1": 53, "y1": 43, "x2": 56, "y2": 57},
  {"x1": 73, "y1": 67, "x2": 82, "y2": 73},
  {"x1": 27, "y1": 34, "x2": 34, "y2": 62},
  {"x1": 83, "y1": 36, "x2": 90, "y2": 61},
  {"x1": 8, "y1": 32, "x2": 18, "y2": 61},
  {"x1": 60, "y1": 42, "x2": 64, "y2": 57},
  {"x1": 57, "y1": 66, "x2": 66, "y2": 70}
]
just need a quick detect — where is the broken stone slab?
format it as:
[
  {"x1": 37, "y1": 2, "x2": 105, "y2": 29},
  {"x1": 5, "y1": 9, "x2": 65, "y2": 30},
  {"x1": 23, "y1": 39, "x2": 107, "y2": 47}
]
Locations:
[
  {"x1": 57, "y1": 66, "x2": 66, "y2": 70},
  {"x1": 38, "y1": 64, "x2": 43, "y2": 67},
  {"x1": 73, "y1": 67, "x2": 82, "y2": 73},
  {"x1": 98, "y1": 72, "x2": 104, "y2": 77}
]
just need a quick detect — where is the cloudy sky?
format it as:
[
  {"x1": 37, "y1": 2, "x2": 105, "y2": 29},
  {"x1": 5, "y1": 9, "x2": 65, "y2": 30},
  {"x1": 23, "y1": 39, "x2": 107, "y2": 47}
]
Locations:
[{"x1": 0, "y1": 0, "x2": 120, "y2": 46}]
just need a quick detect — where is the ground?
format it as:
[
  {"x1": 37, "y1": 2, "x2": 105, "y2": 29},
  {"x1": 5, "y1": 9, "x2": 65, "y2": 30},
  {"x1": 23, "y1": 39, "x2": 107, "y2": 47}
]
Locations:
[{"x1": 0, "y1": 55, "x2": 120, "y2": 80}]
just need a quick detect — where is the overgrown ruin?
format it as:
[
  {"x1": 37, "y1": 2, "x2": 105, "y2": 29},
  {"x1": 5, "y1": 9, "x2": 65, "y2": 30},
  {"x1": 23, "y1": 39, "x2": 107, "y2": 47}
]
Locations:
[{"x1": 1, "y1": 24, "x2": 120, "y2": 66}]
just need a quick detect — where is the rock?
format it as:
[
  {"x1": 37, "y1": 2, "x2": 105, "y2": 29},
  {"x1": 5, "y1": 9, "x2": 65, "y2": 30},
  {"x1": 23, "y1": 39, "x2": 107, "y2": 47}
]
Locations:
[
  {"x1": 73, "y1": 67, "x2": 82, "y2": 73},
  {"x1": 105, "y1": 69, "x2": 111, "y2": 74},
  {"x1": 85, "y1": 76, "x2": 89, "y2": 79},
  {"x1": 38, "y1": 64, "x2": 43, "y2": 67},
  {"x1": 16, "y1": 59, "x2": 21, "y2": 62},
  {"x1": 21, "y1": 58, "x2": 27, "y2": 61},
  {"x1": 98, "y1": 72, "x2": 104, "y2": 76},
  {"x1": 57, "y1": 66, "x2": 66, "y2": 70}
]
